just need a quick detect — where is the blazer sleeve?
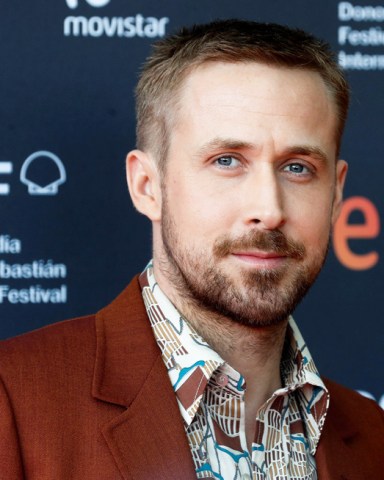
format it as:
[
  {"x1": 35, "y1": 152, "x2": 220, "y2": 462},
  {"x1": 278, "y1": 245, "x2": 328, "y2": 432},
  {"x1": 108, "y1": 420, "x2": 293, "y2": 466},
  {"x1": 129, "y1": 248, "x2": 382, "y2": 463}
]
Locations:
[{"x1": 0, "y1": 374, "x2": 25, "y2": 480}]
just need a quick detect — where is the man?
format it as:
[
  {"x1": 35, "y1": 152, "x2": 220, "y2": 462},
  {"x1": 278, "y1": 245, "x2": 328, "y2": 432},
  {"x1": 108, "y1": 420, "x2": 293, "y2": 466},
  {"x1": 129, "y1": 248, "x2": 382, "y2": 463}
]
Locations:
[{"x1": 0, "y1": 19, "x2": 383, "y2": 480}]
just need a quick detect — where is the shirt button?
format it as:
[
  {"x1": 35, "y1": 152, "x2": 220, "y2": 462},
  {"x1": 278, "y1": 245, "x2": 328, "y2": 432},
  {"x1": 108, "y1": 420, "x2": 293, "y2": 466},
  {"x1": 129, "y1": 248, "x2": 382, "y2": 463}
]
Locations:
[{"x1": 217, "y1": 374, "x2": 229, "y2": 387}]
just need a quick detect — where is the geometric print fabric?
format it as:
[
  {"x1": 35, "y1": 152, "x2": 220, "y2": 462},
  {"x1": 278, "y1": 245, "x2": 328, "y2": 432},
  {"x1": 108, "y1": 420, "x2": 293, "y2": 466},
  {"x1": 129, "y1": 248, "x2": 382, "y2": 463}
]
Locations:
[{"x1": 140, "y1": 262, "x2": 329, "y2": 479}]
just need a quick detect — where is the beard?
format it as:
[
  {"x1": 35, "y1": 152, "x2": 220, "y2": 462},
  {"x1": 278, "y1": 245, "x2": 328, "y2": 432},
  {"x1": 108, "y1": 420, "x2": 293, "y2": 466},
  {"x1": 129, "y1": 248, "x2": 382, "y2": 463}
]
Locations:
[{"x1": 160, "y1": 196, "x2": 329, "y2": 329}]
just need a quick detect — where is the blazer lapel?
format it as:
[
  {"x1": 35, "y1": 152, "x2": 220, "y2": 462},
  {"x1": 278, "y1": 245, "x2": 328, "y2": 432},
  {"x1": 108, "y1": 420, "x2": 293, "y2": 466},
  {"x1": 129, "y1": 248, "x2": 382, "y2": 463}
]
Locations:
[
  {"x1": 102, "y1": 355, "x2": 196, "y2": 480},
  {"x1": 92, "y1": 277, "x2": 196, "y2": 480}
]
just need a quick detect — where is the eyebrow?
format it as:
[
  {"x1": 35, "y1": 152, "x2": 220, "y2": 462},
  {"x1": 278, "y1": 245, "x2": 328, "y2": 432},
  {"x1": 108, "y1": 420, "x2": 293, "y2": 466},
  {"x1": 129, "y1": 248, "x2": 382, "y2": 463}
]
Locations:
[
  {"x1": 195, "y1": 138, "x2": 258, "y2": 158},
  {"x1": 195, "y1": 137, "x2": 330, "y2": 164},
  {"x1": 284, "y1": 145, "x2": 330, "y2": 164}
]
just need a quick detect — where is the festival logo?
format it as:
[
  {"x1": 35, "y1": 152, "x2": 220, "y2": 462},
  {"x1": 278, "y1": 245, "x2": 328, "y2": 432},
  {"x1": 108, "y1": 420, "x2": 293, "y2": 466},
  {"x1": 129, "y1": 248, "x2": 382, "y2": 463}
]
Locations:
[{"x1": 20, "y1": 151, "x2": 66, "y2": 195}]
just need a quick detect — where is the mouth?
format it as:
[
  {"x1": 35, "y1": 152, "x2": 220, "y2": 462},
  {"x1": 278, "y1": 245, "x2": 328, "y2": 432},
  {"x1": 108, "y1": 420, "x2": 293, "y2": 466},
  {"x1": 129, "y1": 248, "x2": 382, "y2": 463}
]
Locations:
[{"x1": 231, "y1": 250, "x2": 289, "y2": 268}]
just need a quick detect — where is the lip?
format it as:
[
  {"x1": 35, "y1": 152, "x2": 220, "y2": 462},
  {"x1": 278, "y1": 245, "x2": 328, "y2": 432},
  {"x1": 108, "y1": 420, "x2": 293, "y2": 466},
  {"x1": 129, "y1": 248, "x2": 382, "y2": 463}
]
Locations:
[{"x1": 231, "y1": 251, "x2": 287, "y2": 268}]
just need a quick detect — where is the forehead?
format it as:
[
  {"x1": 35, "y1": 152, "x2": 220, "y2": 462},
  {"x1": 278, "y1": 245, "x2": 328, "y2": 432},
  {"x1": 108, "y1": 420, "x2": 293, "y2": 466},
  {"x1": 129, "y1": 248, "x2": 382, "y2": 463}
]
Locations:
[
  {"x1": 179, "y1": 61, "x2": 334, "y2": 109},
  {"x1": 169, "y1": 62, "x2": 338, "y2": 155}
]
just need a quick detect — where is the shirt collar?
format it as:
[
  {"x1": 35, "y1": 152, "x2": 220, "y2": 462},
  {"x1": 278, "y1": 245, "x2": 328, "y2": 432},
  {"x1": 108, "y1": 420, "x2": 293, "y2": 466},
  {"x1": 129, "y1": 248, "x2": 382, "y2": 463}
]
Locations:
[
  {"x1": 280, "y1": 318, "x2": 330, "y2": 453},
  {"x1": 139, "y1": 261, "x2": 224, "y2": 424},
  {"x1": 139, "y1": 261, "x2": 329, "y2": 452}
]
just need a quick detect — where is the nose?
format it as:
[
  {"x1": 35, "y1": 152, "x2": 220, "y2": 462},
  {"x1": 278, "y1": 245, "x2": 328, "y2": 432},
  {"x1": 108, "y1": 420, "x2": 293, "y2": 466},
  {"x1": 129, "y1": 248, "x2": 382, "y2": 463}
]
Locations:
[{"x1": 241, "y1": 164, "x2": 286, "y2": 230}]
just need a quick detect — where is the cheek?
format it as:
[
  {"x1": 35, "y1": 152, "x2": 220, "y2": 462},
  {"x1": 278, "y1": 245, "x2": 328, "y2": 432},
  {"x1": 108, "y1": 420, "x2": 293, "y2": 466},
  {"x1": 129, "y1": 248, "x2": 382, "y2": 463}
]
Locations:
[
  {"x1": 184, "y1": 197, "x2": 231, "y2": 232},
  {"x1": 287, "y1": 194, "x2": 333, "y2": 248},
  {"x1": 165, "y1": 180, "x2": 234, "y2": 239}
]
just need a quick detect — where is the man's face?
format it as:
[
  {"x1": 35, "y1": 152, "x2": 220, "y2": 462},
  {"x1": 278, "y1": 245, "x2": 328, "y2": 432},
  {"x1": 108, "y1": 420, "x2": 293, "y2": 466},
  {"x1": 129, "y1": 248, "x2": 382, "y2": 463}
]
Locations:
[{"x1": 155, "y1": 62, "x2": 347, "y2": 327}]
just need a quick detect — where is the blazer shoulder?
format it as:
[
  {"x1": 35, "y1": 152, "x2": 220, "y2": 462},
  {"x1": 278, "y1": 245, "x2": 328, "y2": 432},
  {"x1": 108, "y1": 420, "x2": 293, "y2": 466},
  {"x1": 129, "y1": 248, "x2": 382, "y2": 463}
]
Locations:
[
  {"x1": 0, "y1": 315, "x2": 97, "y2": 383},
  {"x1": 324, "y1": 376, "x2": 382, "y2": 409},
  {"x1": 323, "y1": 376, "x2": 384, "y2": 431}
]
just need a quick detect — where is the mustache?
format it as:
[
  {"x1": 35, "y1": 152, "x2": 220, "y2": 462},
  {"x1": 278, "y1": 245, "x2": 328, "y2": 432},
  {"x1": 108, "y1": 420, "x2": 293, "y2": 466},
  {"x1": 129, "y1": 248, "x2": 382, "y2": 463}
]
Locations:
[{"x1": 213, "y1": 230, "x2": 305, "y2": 259}]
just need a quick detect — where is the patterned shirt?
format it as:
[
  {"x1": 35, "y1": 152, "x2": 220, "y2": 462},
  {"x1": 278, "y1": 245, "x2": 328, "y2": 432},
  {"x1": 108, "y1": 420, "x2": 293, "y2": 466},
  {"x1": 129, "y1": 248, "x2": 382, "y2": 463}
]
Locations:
[{"x1": 139, "y1": 262, "x2": 329, "y2": 480}]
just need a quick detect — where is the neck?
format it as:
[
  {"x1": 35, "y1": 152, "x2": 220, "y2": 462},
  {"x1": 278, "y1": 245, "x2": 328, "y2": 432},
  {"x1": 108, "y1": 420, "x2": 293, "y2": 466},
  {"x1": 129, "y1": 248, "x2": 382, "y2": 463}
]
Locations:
[
  {"x1": 180, "y1": 297, "x2": 286, "y2": 405},
  {"x1": 153, "y1": 260, "x2": 288, "y2": 410}
]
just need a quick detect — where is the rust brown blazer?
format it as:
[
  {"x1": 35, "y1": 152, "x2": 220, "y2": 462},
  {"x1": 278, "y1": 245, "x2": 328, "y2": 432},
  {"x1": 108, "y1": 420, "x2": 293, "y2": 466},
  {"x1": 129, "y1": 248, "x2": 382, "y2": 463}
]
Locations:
[{"x1": 0, "y1": 277, "x2": 383, "y2": 479}]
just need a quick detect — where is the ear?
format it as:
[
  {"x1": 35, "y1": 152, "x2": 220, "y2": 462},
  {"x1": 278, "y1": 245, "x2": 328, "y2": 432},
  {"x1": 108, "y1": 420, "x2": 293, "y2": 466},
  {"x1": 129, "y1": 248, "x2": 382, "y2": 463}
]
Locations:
[
  {"x1": 331, "y1": 159, "x2": 348, "y2": 225},
  {"x1": 126, "y1": 149, "x2": 162, "y2": 221}
]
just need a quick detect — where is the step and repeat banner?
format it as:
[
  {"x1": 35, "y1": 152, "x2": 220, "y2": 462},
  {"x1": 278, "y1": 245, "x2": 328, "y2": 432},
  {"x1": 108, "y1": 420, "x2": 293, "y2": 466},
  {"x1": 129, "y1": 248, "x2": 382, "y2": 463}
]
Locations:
[{"x1": 1, "y1": 1, "x2": 383, "y2": 406}]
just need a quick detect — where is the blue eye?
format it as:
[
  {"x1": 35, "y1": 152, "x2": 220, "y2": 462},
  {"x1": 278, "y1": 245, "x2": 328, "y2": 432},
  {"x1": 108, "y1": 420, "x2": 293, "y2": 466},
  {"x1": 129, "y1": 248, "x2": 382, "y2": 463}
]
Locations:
[
  {"x1": 284, "y1": 163, "x2": 310, "y2": 174},
  {"x1": 215, "y1": 156, "x2": 240, "y2": 168}
]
